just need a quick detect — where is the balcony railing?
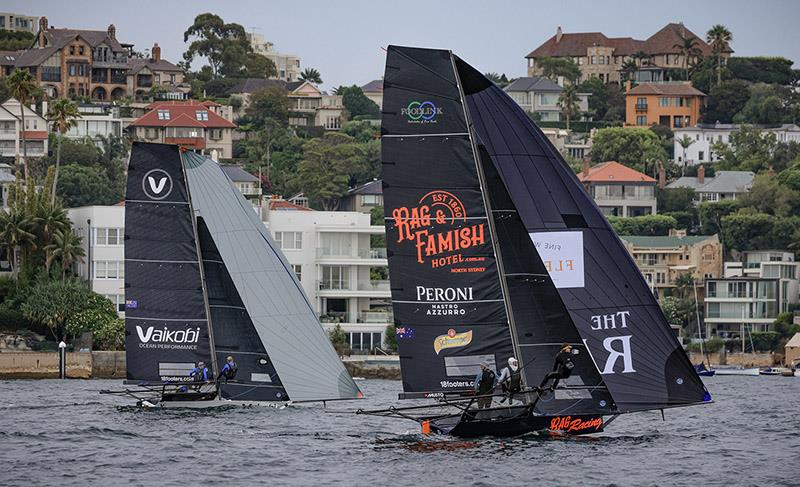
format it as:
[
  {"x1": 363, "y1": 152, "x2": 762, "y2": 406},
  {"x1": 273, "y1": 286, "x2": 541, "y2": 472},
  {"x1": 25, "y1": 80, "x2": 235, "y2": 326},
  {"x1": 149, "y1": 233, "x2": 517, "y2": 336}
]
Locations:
[
  {"x1": 635, "y1": 103, "x2": 648, "y2": 111},
  {"x1": 358, "y1": 311, "x2": 392, "y2": 323},
  {"x1": 319, "y1": 280, "x2": 351, "y2": 291},
  {"x1": 357, "y1": 280, "x2": 390, "y2": 292},
  {"x1": 317, "y1": 248, "x2": 388, "y2": 259}
]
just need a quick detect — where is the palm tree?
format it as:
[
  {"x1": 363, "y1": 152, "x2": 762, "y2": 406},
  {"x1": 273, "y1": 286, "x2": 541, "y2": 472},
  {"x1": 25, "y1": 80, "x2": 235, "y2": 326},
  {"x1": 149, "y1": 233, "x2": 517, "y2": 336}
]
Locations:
[
  {"x1": 47, "y1": 98, "x2": 81, "y2": 204},
  {"x1": 676, "y1": 134, "x2": 695, "y2": 175},
  {"x1": 620, "y1": 59, "x2": 638, "y2": 82},
  {"x1": 706, "y1": 25, "x2": 732, "y2": 86},
  {"x1": 300, "y1": 68, "x2": 322, "y2": 84},
  {"x1": 46, "y1": 229, "x2": 85, "y2": 281},
  {"x1": 0, "y1": 208, "x2": 36, "y2": 282},
  {"x1": 558, "y1": 84, "x2": 580, "y2": 131},
  {"x1": 35, "y1": 201, "x2": 69, "y2": 274},
  {"x1": 673, "y1": 34, "x2": 701, "y2": 81},
  {"x1": 7, "y1": 69, "x2": 41, "y2": 179},
  {"x1": 633, "y1": 51, "x2": 650, "y2": 67}
]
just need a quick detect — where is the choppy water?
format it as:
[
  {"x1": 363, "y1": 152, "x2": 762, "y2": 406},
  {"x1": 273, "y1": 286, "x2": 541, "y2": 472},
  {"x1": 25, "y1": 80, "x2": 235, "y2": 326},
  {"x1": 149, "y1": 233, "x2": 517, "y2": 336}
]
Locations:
[{"x1": 0, "y1": 377, "x2": 797, "y2": 486}]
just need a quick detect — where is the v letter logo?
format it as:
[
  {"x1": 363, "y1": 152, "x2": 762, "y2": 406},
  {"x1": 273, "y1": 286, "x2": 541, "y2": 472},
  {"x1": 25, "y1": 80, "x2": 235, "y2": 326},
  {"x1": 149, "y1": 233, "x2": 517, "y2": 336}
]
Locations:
[{"x1": 147, "y1": 176, "x2": 167, "y2": 194}]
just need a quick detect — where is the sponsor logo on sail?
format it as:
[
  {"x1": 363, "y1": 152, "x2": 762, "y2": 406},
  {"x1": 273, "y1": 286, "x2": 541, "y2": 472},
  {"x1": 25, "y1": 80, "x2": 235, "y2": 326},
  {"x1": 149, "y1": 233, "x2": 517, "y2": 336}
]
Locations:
[
  {"x1": 125, "y1": 299, "x2": 138, "y2": 309},
  {"x1": 583, "y1": 310, "x2": 636, "y2": 375},
  {"x1": 401, "y1": 100, "x2": 442, "y2": 123},
  {"x1": 416, "y1": 286, "x2": 473, "y2": 316},
  {"x1": 440, "y1": 380, "x2": 474, "y2": 389},
  {"x1": 142, "y1": 169, "x2": 173, "y2": 200},
  {"x1": 529, "y1": 231, "x2": 585, "y2": 288},
  {"x1": 549, "y1": 416, "x2": 603, "y2": 433},
  {"x1": 135, "y1": 325, "x2": 201, "y2": 350},
  {"x1": 392, "y1": 190, "x2": 486, "y2": 272},
  {"x1": 433, "y1": 328, "x2": 473, "y2": 355}
]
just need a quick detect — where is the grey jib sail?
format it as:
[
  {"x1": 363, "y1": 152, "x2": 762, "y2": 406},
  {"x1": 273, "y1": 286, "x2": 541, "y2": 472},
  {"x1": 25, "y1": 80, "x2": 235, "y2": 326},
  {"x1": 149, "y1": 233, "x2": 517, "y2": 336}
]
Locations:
[
  {"x1": 381, "y1": 46, "x2": 709, "y2": 414},
  {"x1": 125, "y1": 143, "x2": 361, "y2": 402}
]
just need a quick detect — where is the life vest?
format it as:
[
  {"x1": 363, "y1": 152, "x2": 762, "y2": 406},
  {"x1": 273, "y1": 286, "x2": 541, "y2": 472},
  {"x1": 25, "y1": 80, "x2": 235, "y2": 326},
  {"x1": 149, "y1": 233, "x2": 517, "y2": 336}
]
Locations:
[
  {"x1": 191, "y1": 367, "x2": 208, "y2": 381},
  {"x1": 222, "y1": 362, "x2": 238, "y2": 380},
  {"x1": 478, "y1": 369, "x2": 495, "y2": 394},
  {"x1": 509, "y1": 369, "x2": 522, "y2": 392}
]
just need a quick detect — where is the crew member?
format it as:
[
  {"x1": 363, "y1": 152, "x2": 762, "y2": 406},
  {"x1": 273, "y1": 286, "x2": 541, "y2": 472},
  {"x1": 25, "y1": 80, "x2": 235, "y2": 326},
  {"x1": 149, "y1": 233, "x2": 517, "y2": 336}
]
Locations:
[
  {"x1": 540, "y1": 343, "x2": 576, "y2": 391},
  {"x1": 189, "y1": 361, "x2": 211, "y2": 383},
  {"x1": 497, "y1": 357, "x2": 522, "y2": 404},
  {"x1": 473, "y1": 362, "x2": 496, "y2": 409},
  {"x1": 217, "y1": 356, "x2": 238, "y2": 382}
]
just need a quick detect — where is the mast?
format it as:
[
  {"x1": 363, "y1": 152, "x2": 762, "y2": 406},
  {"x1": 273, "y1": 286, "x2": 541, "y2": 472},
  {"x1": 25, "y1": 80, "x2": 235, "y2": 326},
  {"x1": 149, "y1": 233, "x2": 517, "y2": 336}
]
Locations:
[
  {"x1": 449, "y1": 52, "x2": 527, "y2": 392},
  {"x1": 180, "y1": 150, "x2": 219, "y2": 379}
]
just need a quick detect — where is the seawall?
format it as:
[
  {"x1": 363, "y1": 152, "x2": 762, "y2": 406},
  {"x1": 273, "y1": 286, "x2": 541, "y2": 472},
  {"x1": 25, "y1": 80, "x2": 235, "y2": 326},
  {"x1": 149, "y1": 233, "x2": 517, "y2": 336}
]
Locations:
[{"x1": 688, "y1": 351, "x2": 776, "y2": 367}]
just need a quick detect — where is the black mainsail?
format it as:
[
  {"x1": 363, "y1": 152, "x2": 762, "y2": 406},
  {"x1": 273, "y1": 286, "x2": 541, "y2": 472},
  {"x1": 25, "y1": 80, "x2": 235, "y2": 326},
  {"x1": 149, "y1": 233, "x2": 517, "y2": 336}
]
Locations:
[
  {"x1": 123, "y1": 143, "x2": 361, "y2": 403},
  {"x1": 381, "y1": 46, "x2": 709, "y2": 420}
]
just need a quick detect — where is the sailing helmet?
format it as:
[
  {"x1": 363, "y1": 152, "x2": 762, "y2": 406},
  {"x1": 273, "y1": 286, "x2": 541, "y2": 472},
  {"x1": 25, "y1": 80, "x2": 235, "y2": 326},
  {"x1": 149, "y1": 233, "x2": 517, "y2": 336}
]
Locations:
[{"x1": 509, "y1": 357, "x2": 519, "y2": 371}]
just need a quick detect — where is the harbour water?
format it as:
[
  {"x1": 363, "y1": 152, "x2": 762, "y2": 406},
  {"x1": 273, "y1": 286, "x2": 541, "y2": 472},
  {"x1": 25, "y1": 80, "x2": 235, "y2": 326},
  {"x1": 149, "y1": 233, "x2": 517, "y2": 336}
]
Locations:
[{"x1": 1, "y1": 377, "x2": 797, "y2": 486}]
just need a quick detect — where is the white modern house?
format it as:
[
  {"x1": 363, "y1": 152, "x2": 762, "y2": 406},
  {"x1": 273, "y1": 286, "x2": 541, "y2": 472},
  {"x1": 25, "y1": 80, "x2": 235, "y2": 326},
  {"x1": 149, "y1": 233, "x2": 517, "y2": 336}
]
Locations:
[
  {"x1": 262, "y1": 198, "x2": 390, "y2": 353},
  {"x1": 246, "y1": 32, "x2": 301, "y2": 82},
  {"x1": 674, "y1": 123, "x2": 800, "y2": 165},
  {"x1": 0, "y1": 97, "x2": 48, "y2": 162},
  {"x1": 63, "y1": 104, "x2": 123, "y2": 141},
  {"x1": 68, "y1": 205, "x2": 126, "y2": 316},
  {"x1": 504, "y1": 76, "x2": 589, "y2": 122},
  {"x1": 705, "y1": 250, "x2": 800, "y2": 339}
]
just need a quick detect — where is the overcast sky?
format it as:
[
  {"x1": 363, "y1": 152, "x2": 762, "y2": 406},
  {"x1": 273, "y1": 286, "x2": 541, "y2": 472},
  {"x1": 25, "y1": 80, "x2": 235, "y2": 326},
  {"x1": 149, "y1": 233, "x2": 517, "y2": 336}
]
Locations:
[{"x1": 7, "y1": 0, "x2": 799, "y2": 90}]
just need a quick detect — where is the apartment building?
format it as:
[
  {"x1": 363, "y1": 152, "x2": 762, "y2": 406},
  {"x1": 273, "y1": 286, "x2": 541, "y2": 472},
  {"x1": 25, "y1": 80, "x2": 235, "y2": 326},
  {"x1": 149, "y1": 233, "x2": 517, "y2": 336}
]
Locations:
[
  {"x1": 667, "y1": 166, "x2": 754, "y2": 203},
  {"x1": 0, "y1": 12, "x2": 38, "y2": 34},
  {"x1": 704, "y1": 252, "x2": 800, "y2": 339},
  {"x1": 262, "y1": 199, "x2": 390, "y2": 353},
  {"x1": 504, "y1": 76, "x2": 589, "y2": 121},
  {"x1": 247, "y1": 32, "x2": 301, "y2": 82},
  {"x1": 526, "y1": 23, "x2": 726, "y2": 84},
  {"x1": 68, "y1": 205, "x2": 126, "y2": 316},
  {"x1": 128, "y1": 100, "x2": 236, "y2": 159},
  {"x1": 62, "y1": 103, "x2": 122, "y2": 140},
  {"x1": 674, "y1": 123, "x2": 800, "y2": 165},
  {"x1": 625, "y1": 81, "x2": 705, "y2": 128},
  {"x1": 0, "y1": 97, "x2": 48, "y2": 163},
  {"x1": 620, "y1": 233, "x2": 722, "y2": 299},
  {"x1": 578, "y1": 160, "x2": 657, "y2": 217}
]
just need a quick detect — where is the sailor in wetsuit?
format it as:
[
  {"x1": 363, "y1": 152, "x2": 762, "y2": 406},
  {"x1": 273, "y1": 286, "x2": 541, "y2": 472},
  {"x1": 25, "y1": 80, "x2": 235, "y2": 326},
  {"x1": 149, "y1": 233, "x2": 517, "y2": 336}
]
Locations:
[
  {"x1": 189, "y1": 361, "x2": 211, "y2": 389},
  {"x1": 540, "y1": 343, "x2": 576, "y2": 391},
  {"x1": 473, "y1": 362, "x2": 497, "y2": 409},
  {"x1": 217, "y1": 356, "x2": 238, "y2": 383},
  {"x1": 497, "y1": 357, "x2": 522, "y2": 404}
]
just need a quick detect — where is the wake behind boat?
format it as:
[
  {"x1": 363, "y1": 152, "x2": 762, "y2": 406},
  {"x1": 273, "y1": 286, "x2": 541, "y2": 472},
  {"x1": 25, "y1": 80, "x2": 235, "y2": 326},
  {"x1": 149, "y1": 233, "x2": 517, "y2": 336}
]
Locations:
[
  {"x1": 361, "y1": 46, "x2": 711, "y2": 437},
  {"x1": 101, "y1": 143, "x2": 361, "y2": 408}
]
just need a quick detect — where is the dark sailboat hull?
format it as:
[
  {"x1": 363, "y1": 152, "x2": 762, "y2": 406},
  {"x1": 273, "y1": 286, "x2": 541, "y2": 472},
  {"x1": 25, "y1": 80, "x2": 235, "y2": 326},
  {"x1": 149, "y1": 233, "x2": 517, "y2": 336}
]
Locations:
[{"x1": 424, "y1": 406, "x2": 604, "y2": 438}]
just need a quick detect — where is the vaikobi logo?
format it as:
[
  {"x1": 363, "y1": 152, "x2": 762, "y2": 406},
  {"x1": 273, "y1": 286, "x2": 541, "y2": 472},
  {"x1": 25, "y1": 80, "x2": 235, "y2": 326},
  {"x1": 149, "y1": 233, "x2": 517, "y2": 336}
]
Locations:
[
  {"x1": 142, "y1": 168, "x2": 173, "y2": 200},
  {"x1": 136, "y1": 325, "x2": 201, "y2": 350},
  {"x1": 401, "y1": 101, "x2": 442, "y2": 123}
]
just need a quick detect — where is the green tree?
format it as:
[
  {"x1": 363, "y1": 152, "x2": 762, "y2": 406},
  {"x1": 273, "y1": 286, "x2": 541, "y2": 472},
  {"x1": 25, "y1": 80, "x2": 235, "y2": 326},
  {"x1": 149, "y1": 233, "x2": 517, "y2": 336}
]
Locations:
[
  {"x1": 46, "y1": 98, "x2": 82, "y2": 203},
  {"x1": 607, "y1": 214, "x2": 678, "y2": 236},
  {"x1": 340, "y1": 85, "x2": 380, "y2": 119},
  {"x1": 706, "y1": 24, "x2": 733, "y2": 86},
  {"x1": 295, "y1": 133, "x2": 366, "y2": 210},
  {"x1": 34, "y1": 200, "x2": 69, "y2": 275},
  {"x1": 720, "y1": 210, "x2": 774, "y2": 251},
  {"x1": 56, "y1": 164, "x2": 120, "y2": 207},
  {"x1": 711, "y1": 125, "x2": 793, "y2": 173},
  {"x1": 0, "y1": 31, "x2": 35, "y2": 51},
  {"x1": 183, "y1": 13, "x2": 250, "y2": 77},
  {"x1": 558, "y1": 84, "x2": 580, "y2": 130},
  {"x1": 537, "y1": 57, "x2": 581, "y2": 83},
  {"x1": 484, "y1": 72, "x2": 509, "y2": 87},
  {"x1": 734, "y1": 83, "x2": 792, "y2": 125},
  {"x1": 673, "y1": 34, "x2": 702, "y2": 81},
  {"x1": 620, "y1": 59, "x2": 638, "y2": 82},
  {"x1": 300, "y1": 68, "x2": 323, "y2": 84},
  {"x1": 21, "y1": 278, "x2": 91, "y2": 341},
  {"x1": 660, "y1": 296, "x2": 684, "y2": 327},
  {"x1": 341, "y1": 120, "x2": 379, "y2": 143},
  {"x1": 45, "y1": 229, "x2": 85, "y2": 281},
  {"x1": 384, "y1": 324, "x2": 397, "y2": 352},
  {"x1": 728, "y1": 57, "x2": 795, "y2": 85},
  {"x1": 698, "y1": 200, "x2": 740, "y2": 235},
  {"x1": 7, "y1": 69, "x2": 41, "y2": 179},
  {"x1": 590, "y1": 127, "x2": 667, "y2": 174},
  {"x1": 0, "y1": 207, "x2": 35, "y2": 282},
  {"x1": 657, "y1": 187, "x2": 696, "y2": 213},
  {"x1": 328, "y1": 323, "x2": 349, "y2": 356},
  {"x1": 739, "y1": 174, "x2": 800, "y2": 218},
  {"x1": 65, "y1": 292, "x2": 119, "y2": 344},
  {"x1": 703, "y1": 79, "x2": 750, "y2": 124},
  {"x1": 676, "y1": 134, "x2": 695, "y2": 173},
  {"x1": 245, "y1": 85, "x2": 291, "y2": 127}
]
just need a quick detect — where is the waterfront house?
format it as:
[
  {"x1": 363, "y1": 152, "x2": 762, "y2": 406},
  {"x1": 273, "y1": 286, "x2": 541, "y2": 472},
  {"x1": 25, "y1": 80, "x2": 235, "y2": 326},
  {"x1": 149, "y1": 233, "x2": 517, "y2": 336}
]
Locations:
[
  {"x1": 625, "y1": 81, "x2": 705, "y2": 128},
  {"x1": 340, "y1": 179, "x2": 383, "y2": 214},
  {"x1": 0, "y1": 97, "x2": 48, "y2": 163},
  {"x1": 504, "y1": 76, "x2": 589, "y2": 122},
  {"x1": 666, "y1": 166, "x2": 754, "y2": 203},
  {"x1": 578, "y1": 160, "x2": 656, "y2": 217},
  {"x1": 673, "y1": 123, "x2": 800, "y2": 165}
]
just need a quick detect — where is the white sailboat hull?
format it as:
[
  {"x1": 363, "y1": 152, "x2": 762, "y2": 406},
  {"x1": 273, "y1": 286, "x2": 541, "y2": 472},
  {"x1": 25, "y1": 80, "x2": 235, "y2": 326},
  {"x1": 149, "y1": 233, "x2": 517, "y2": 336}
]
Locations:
[
  {"x1": 142, "y1": 398, "x2": 289, "y2": 409},
  {"x1": 713, "y1": 367, "x2": 760, "y2": 376}
]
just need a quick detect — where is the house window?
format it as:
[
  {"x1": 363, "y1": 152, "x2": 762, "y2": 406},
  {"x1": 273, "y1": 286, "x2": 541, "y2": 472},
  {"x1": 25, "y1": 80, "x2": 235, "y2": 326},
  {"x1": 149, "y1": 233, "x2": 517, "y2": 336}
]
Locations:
[
  {"x1": 636, "y1": 115, "x2": 647, "y2": 126},
  {"x1": 685, "y1": 116, "x2": 691, "y2": 126},
  {"x1": 170, "y1": 74, "x2": 176, "y2": 83},
  {"x1": 598, "y1": 56, "x2": 605, "y2": 65},
  {"x1": 591, "y1": 56, "x2": 596, "y2": 64},
  {"x1": 79, "y1": 46, "x2": 84, "y2": 55},
  {"x1": 673, "y1": 116, "x2": 684, "y2": 128},
  {"x1": 94, "y1": 228, "x2": 123, "y2": 246},
  {"x1": 578, "y1": 57, "x2": 584, "y2": 65},
  {"x1": 274, "y1": 231, "x2": 302, "y2": 250},
  {"x1": 659, "y1": 97, "x2": 669, "y2": 107},
  {"x1": 686, "y1": 98, "x2": 692, "y2": 107},
  {"x1": 361, "y1": 194, "x2": 381, "y2": 206},
  {"x1": 321, "y1": 265, "x2": 348, "y2": 290},
  {"x1": 69, "y1": 46, "x2": 75, "y2": 55},
  {"x1": 292, "y1": 264, "x2": 302, "y2": 281},
  {"x1": 675, "y1": 97, "x2": 684, "y2": 107},
  {"x1": 144, "y1": 127, "x2": 158, "y2": 140},
  {"x1": 698, "y1": 150, "x2": 705, "y2": 161},
  {"x1": 157, "y1": 109, "x2": 170, "y2": 120},
  {"x1": 94, "y1": 261, "x2": 124, "y2": 279},
  {"x1": 195, "y1": 110, "x2": 208, "y2": 121},
  {"x1": 209, "y1": 128, "x2": 223, "y2": 140}
]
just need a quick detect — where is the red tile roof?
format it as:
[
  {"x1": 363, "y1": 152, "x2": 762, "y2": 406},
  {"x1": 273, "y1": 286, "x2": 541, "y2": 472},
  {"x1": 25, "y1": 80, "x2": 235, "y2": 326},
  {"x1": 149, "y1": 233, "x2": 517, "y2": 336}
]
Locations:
[
  {"x1": 527, "y1": 23, "x2": 715, "y2": 59},
  {"x1": 578, "y1": 161, "x2": 656, "y2": 183},
  {"x1": 627, "y1": 83, "x2": 706, "y2": 97},
  {"x1": 130, "y1": 104, "x2": 236, "y2": 128},
  {"x1": 269, "y1": 199, "x2": 313, "y2": 211}
]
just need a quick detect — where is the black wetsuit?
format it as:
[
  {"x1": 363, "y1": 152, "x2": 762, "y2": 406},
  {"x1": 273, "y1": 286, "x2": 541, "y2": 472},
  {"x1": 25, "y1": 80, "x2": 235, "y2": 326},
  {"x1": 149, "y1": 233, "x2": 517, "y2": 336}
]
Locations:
[{"x1": 541, "y1": 351, "x2": 575, "y2": 389}]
